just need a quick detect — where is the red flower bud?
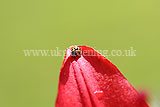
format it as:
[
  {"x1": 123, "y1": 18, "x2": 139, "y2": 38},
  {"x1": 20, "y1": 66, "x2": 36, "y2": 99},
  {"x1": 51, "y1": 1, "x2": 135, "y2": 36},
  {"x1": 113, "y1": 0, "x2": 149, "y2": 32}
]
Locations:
[{"x1": 55, "y1": 46, "x2": 149, "y2": 107}]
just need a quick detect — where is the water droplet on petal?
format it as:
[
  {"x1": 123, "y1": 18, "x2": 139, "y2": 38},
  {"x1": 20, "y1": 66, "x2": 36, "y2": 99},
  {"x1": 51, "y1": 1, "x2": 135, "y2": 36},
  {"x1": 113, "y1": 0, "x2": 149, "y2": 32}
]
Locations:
[
  {"x1": 63, "y1": 72, "x2": 66, "y2": 76},
  {"x1": 94, "y1": 90, "x2": 104, "y2": 99}
]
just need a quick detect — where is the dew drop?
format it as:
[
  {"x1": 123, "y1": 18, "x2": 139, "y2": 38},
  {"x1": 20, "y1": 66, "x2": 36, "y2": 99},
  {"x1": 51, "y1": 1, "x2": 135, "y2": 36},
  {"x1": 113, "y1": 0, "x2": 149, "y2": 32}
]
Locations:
[
  {"x1": 63, "y1": 72, "x2": 66, "y2": 76},
  {"x1": 94, "y1": 90, "x2": 104, "y2": 99}
]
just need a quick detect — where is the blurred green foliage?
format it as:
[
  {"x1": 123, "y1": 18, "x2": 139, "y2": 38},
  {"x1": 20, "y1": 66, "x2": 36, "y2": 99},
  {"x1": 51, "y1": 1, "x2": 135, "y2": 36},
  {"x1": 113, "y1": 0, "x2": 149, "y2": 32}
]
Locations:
[{"x1": 0, "y1": 0, "x2": 160, "y2": 107}]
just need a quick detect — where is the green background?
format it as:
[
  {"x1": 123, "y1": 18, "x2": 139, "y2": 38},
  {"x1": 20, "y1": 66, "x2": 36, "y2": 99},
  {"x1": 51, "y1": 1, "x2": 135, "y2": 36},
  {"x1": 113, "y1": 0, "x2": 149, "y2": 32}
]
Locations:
[{"x1": 0, "y1": 0, "x2": 160, "y2": 107}]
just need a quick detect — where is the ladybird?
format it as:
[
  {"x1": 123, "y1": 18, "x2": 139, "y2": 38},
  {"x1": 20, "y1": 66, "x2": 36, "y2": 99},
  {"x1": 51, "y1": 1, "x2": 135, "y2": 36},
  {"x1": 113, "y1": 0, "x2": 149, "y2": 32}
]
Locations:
[{"x1": 71, "y1": 46, "x2": 81, "y2": 57}]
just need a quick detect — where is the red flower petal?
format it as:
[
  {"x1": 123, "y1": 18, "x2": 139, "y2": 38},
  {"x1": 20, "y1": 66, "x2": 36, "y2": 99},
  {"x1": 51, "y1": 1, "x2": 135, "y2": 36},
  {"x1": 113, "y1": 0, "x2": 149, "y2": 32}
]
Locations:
[{"x1": 55, "y1": 46, "x2": 149, "y2": 107}]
